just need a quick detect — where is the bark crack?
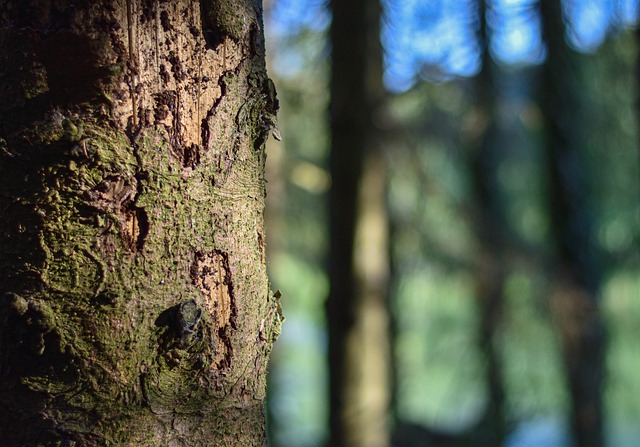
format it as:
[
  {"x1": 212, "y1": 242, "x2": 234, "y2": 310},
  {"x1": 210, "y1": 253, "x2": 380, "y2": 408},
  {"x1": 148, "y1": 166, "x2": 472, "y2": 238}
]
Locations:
[{"x1": 126, "y1": 0, "x2": 139, "y2": 128}]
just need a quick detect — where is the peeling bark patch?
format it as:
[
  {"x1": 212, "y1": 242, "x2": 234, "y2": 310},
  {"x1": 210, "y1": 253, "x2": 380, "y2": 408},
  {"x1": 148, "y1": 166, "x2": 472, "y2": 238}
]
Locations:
[
  {"x1": 123, "y1": 205, "x2": 149, "y2": 251},
  {"x1": 152, "y1": 90, "x2": 203, "y2": 169},
  {"x1": 190, "y1": 250, "x2": 236, "y2": 369},
  {"x1": 190, "y1": 250, "x2": 236, "y2": 329}
]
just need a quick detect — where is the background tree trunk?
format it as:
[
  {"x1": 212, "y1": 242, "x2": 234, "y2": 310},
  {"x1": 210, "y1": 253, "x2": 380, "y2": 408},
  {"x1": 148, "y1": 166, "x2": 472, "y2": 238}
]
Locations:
[
  {"x1": 327, "y1": 0, "x2": 390, "y2": 445},
  {"x1": 0, "y1": 1, "x2": 281, "y2": 445},
  {"x1": 468, "y1": 2, "x2": 507, "y2": 444},
  {"x1": 539, "y1": 1, "x2": 606, "y2": 446}
]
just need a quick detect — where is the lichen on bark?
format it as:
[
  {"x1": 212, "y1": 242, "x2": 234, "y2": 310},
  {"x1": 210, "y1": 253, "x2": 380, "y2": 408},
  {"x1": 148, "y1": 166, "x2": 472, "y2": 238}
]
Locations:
[{"x1": 0, "y1": 1, "x2": 280, "y2": 445}]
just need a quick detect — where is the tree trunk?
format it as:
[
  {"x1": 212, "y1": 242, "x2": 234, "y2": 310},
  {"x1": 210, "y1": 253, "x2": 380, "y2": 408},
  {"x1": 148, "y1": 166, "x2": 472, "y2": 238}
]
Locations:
[
  {"x1": 539, "y1": 1, "x2": 606, "y2": 446},
  {"x1": 0, "y1": 1, "x2": 281, "y2": 445},
  {"x1": 327, "y1": 0, "x2": 390, "y2": 445},
  {"x1": 468, "y1": 2, "x2": 507, "y2": 445}
]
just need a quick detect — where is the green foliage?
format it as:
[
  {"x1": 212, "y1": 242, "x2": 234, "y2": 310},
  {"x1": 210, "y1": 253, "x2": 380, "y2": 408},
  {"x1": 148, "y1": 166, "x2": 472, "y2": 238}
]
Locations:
[
  {"x1": 604, "y1": 272, "x2": 640, "y2": 422},
  {"x1": 394, "y1": 269, "x2": 485, "y2": 429}
]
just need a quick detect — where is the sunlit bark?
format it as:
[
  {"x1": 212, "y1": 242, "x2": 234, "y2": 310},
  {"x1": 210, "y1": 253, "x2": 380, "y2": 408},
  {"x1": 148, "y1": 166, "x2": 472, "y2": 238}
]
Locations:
[{"x1": 0, "y1": 1, "x2": 281, "y2": 445}]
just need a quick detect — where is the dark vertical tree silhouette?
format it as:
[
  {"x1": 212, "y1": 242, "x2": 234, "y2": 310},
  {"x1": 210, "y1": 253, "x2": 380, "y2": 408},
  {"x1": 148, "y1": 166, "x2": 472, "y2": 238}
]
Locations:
[
  {"x1": 327, "y1": 0, "x2": 390, "y2": 445},
  {"x1": 539, "y1": 1, "x2": 606, "y2": 446},
  {"x1": 637, "y1": 23, "x2": 640, "y2": 191},
  {"x1": 467, "y1": 1, "x2": 507, "y2": 445}
]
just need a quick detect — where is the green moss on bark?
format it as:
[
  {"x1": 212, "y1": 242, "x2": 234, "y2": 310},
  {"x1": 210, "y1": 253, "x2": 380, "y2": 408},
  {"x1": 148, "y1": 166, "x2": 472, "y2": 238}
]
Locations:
[{"x1": 0, "y1": 0, "x2": 278, "y2": 445}]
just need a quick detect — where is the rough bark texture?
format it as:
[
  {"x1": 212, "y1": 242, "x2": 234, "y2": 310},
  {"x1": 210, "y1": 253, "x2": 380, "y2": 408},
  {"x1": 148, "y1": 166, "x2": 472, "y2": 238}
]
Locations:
[
  {"x1": 327, "y1": 0, "x2": 390, "y2": 445},
  {"x1": 0, "y1": 1, "x2": 281, "y2": 445},
  {"x1": 539, "y1": 1, "x2": 606, "y2": 446}
]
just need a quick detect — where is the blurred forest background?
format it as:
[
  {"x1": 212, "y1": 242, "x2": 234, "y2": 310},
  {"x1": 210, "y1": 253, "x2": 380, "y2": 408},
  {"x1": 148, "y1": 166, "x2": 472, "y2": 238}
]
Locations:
[{"x1": 261, "y1": 0, "x2": 640, "y2": 446}]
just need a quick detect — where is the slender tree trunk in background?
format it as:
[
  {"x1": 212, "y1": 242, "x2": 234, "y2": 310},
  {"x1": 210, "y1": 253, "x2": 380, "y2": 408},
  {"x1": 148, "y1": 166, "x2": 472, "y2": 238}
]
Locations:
[
  {"x1": 539, "y1": 1, "x2": 606, "y2": 446},
  {"x1": 468, "y1": 2, "x2": 507, "y2": 445},
  {"x1": 327, "y1": 0, "x2": 390, "y2": 445},
  {"x1": 0, "y1": 1, "x2": 281, "y2": 445},
  {"x1": 637, "y1": 26, "x2": 640, "y2": 190},
  {"x1": 352, "y1": 150, "x2": 391, "y2": 446}
]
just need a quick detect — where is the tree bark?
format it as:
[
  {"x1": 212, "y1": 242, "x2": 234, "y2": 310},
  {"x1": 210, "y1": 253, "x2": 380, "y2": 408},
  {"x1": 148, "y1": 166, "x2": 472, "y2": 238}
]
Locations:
[{"x1": 0, "y1": 1, "x2": 281, "y2": 445}]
